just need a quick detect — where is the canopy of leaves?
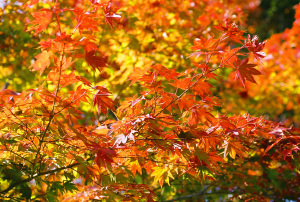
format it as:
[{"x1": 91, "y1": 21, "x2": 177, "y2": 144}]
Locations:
[{"x1": 0, "y1": 0, "x2": 299, "y2": 201}]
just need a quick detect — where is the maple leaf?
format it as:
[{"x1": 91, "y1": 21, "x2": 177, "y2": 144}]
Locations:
[
  {"x1": 197, "y1": 14, "x2": 211, "y2": 28},
  {"x1": 93, "y1": 86, "x2": 115, "y2": 115},
  {"x1": 59, "y1": 72, "x2": 78, "y2": 87},
  {"x1": 31, "y1": 50, "x2": 51, "y2": 75},
  {"x1": 188, "y1": 107, "x2": 215, "y2": 125},
  {"x1": 76, "y1": 75, "x2": 92, "y2": 86},
  {"x1": 68, "y1": 85, "x2": 89, "y2": 107},
  {"x1": 79, "y1": 35, "x2": 99, "y2": 52},
  {"x1": 223, "y1": 141, "x2": 248, "y2": 159},
  {"x1": 245, "y1": 35, "x2": 266, "y2": 60},
  {"x1": 193, "y1": 63, "x2": 209, "y2": 71},
  {"x1": 73, "y1": 8, "x2": 100, "y2": 33},
  {"x1": 114, "y1": 129, "x2": 136, "y2": 146},
  {"x1": 88, "y1": 143, "x2": 117, "y2": 168},
  {"x1": 54, "y1": 33, "x2": 75, "y2": 44},
  {"x1": 192, "y1": 80, "x2": 212, "y2": 98},
  {"x1": 219, "y1": 47, "x2": 243, "y2": 67},
  {"x1": 0, "y1": 89, "x2": 20, "y2": 96},
  {"x1": 178, "y1": 95, "x2": 197, "y2": 112},
  {"x1": 47, "y1": 71, "x2": 60, "y2": 82},
  {"x1": 151, "y1": 167, "x2": 167, "y2": 187},
  {"x1": 129, "y1": 67, "x2": 150, "y2": 85},
  {"x1": 27, "y1": 10, "x2": 53, "y2": 35},
  {"x1": 152, "y1": 64, "x2": 179, "y2": 80},
  {"x1": 263, "y1": 137, "x2": 283, "y2": 156},
  {"x1": 89, "y1": 0, "x2": 97, "y2": 4},
  {"x1": 190, "y1": 36, "x2": 219, "y2": 58},
  {"x1": 61, "y1": 57, "x2": 75, "y2": 70},
  {"x1": 85, "y1": 50, "x2": 107, "y2": 71},
  {"x1": 234, "y1": 58, "x2": 262, "y2": 88},
  {"x1": 217, "y1": 21, "x2": 245, "y2": 44},
  {"x1": 0, "y1": 89, "x2": 20, "y2": 103},
  {"x1": 130, "y1": 160, "x2": 142, "y2": 176},
  {"x1": 39, "y1": 39, "x2": 52, "y2": 49},
  {"x1": 191, "y1": 36, "x2": 218, "y2": 51},
  {"x1": 104, "y1": 2, "x2": 122, "y2": 28},
  {"x1": 171, "y1": 77, "x2": 193, "y2": 89},
  {"x1": 160, "y1": 92, "x2": 176, "y2": 112}
]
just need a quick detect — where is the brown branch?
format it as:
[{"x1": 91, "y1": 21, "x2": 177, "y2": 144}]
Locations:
[
  {"x1": 54, "y1": 91, "x2": 88, "y2": 115},
  {"x1": 162, "y1": 182, "x2": 216, "y2": 202},
  {"x1": 0, "y1": 158, "x2": 91, "y2": 195},
  {"x1": 32, "y1": 41, "x2": 66, "y2": 172},
  {"x1": 2, "y1": 109, "x2": 38, "y2": 150},
  {"x1": 1, "y1": 147, "x2": 34, "y2": 165}
]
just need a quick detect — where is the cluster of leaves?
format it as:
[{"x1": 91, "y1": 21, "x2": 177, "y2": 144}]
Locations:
[
  {"x1": 219, "y1": 3, "x2": 300, "y2": 127},
  {"x1": 0, "y1": 0, "x2": 299, "y2": 201}
]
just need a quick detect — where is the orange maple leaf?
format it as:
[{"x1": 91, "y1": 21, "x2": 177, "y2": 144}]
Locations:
[
  {"x1": 152, "y1": 64, "x2": 179, "y2": 80},
  {"x1": 27, "y1": 11, "x2": 53, "y2": 35},
  {"x1": 191, "y1": 36, "x2": 218, "y2": 51},
  {"x1": 190, "y1": 36, "x2": 219, "y2": 58},
  {"x1": 171, "y1": 77, "x2": 193, "y2": 89},
  {"x1": 85, "y1": 50, "x2": 107, "y2": 72},
  {"x1": 31, "y1": 50, "x2": 51, "y2": 75},
  {"x1": 129, "y1": 67, "x2": 150, "y2": 85}
]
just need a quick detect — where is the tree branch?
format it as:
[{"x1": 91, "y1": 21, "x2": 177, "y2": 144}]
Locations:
[
  {"x1": 1, "y1": 81, "x2": 9, "y2": 90},
  {"x1": 0, "y1": 158, "x2": 91, "y2": 195},
  {"x1": 162, "y1": 182, "x2": 215, "y2": 202}
]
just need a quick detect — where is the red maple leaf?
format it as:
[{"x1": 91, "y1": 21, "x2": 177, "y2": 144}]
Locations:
[
  {"x1": 245, "y1": 35, "x2": 266, "y2": 60},
  {"x1": 88, "y1": 143, "x2": 117, "y2": 168},
  {"x1": 217, "y1": 21, "x2": 245, "y2": 44},
  {"x1": 93, "y1": 86, "x2": 115, "y2": 115},
  {"x1": 104, "y1": 2, "x2": 122, "y2": 28},
  {"x1": 85, "y1": 50, "x2": 108, "y2": 72},
  {"x1": 234, "y1": 58, "x2": 262, "y2": 88}
]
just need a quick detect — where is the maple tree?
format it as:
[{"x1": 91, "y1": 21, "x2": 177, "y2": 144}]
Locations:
[{"x1": 0, "y1": 0, "x2": 299, "y2": 201}]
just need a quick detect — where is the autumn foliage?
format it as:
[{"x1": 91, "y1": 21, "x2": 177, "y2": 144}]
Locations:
[{"x1": 0, "y1": 0, "x2": 299, "y2": 201}]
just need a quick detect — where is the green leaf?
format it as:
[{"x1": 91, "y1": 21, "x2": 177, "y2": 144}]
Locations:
[
  {"x1": 20, "y1": 184, "x2": 32, "y2": 200},
  {"x1": 63, "y1": 181, "x2": 78, "y2": 193},
  {"x1": 267, "y1": 169, "x2": 278, "y2": 180},
  {"x1": 195, "y1": 149, "x2": 210, "y2": 165}
]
